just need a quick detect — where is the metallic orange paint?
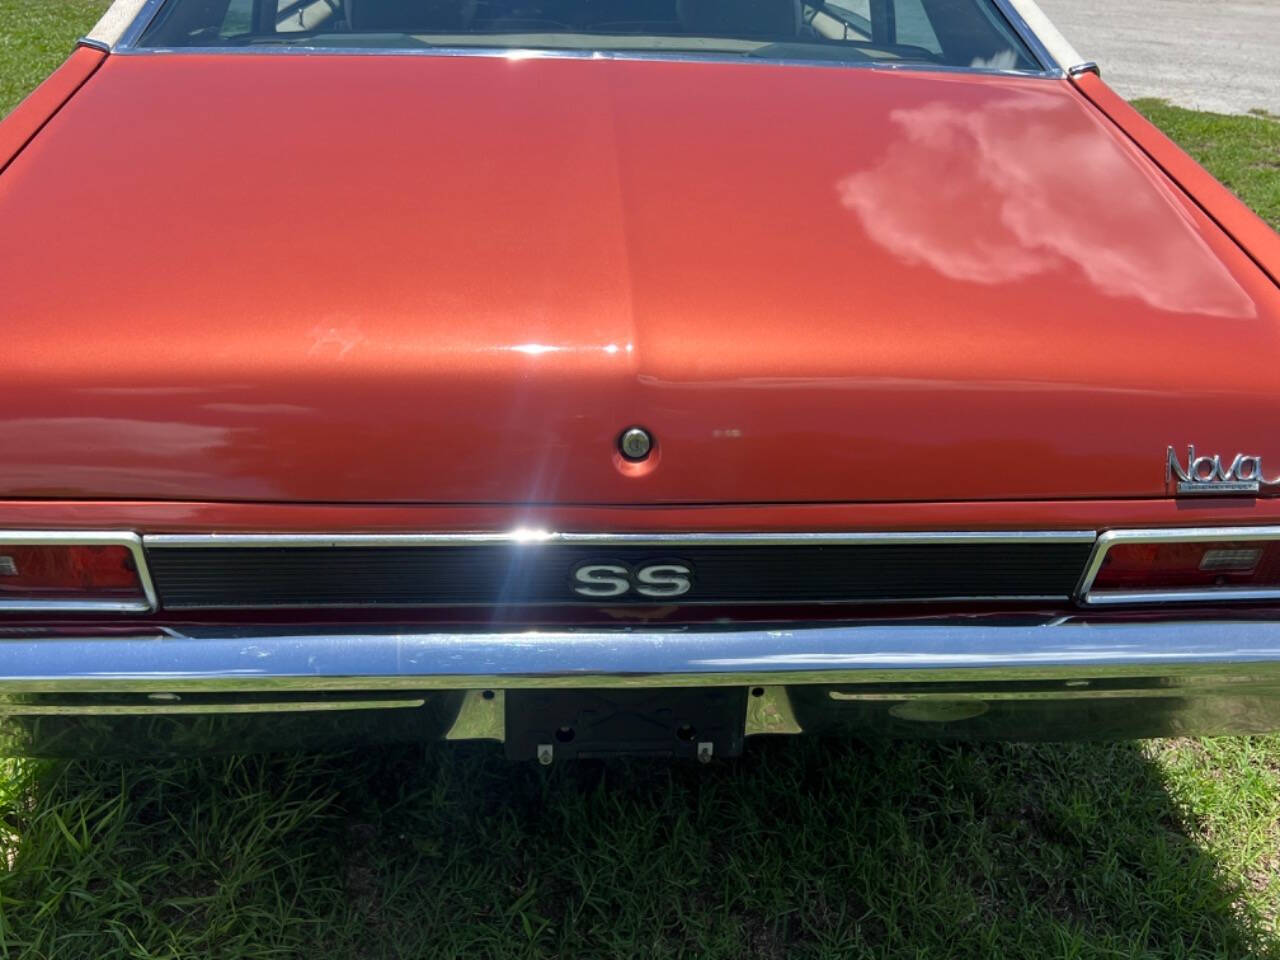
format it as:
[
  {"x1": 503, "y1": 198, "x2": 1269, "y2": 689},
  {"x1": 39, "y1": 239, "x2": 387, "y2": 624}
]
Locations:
[
  {"x1": 2, "y1": 55, "x2": 1279, "y2": 506},
  {"x1": 1071, "y1": 71, "x2": 1280, "y2": 289},
  {"x1": 0, "y1": 46, "x2": 104, "y2": 173},
  {"x1": 0, "y1": 497, "x2": 1278, "y2": 535}
]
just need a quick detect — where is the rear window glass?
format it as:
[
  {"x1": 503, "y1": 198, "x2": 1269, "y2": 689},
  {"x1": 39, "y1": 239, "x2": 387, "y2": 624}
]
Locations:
[{"x1": 138, "y1": 0, "x2": 1041, "y2": 70}]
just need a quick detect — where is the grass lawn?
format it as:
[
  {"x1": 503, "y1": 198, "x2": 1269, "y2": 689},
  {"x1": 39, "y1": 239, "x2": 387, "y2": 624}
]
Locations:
[
  {"x1": 3, "y1": 6, "x2": 1280, "y2": 959},
  {"x1": 1133, "y1": 98, "x2": 1280, "y2": 230},
  {"x1": 0, "y1": 0, "x2": 108, "y2": 116}
]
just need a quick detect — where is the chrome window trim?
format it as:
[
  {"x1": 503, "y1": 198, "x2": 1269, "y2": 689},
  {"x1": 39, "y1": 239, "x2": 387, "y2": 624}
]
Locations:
[
  {"x1": 144, "y1": 530, "x2": 1096, "y2": 548},
  {"x1": 109, "y1": 44, "x2": 1059, "y2": 77},
  {"x1": 110, "y1": 0, "x2": 1066, "y2": 73},
  {"x1": 103, "y1": 0, "x2": 1081, "y2": 75},
  {"x1": 995, "y1": 0, "x2": 1088, "y2": 73},
  {"x1": 100, "y1": 0, "x2": 168, "y2": 48},
  {"x1": 0, "y1": 531, "x2": 157, "y2": 614},
  {"x1": 1077, "y1": 526, "x2": 1280, "y2": 607},
  {"x1": 987, "y1": 0, "x2": 1061, "y2": 73}
]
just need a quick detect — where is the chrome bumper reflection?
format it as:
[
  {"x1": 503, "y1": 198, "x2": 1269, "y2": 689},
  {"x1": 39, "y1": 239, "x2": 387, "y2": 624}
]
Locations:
[
  {"x1": 3, "y1": 617, "x2": 1280, "y2": 751},
  {"x1": 2, "y1": 618, "x2": 1280, "y2": 691}
]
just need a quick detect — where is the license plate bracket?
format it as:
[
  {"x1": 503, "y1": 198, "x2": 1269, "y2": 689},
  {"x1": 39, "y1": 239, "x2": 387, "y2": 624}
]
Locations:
[{"x1": 504, "y1": 688, "x2": 747, "y2": 762}]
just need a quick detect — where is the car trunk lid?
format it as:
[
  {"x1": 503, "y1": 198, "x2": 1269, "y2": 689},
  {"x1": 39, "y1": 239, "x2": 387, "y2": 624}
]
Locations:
[{"x1": 1, "y1": 53, "x2": 1277, "y2": 504}]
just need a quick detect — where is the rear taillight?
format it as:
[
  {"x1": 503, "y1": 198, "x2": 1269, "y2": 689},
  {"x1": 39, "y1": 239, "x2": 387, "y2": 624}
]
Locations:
[
  {"x1": 0, "y1": 534, "x2": 153, "y2": 612},
  {"x1": 1080, "y1": 528, "x2": 1280, "y2": 605}
]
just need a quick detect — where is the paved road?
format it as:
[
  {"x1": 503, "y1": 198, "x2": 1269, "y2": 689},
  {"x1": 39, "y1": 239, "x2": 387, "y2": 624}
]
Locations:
[{"x1": 1035, "y1": 0, "x2": 1279, "y2": 115}]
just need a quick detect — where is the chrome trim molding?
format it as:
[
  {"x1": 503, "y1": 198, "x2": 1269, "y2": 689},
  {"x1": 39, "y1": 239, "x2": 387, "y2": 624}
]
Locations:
[
  {"x1": 112, "y1": 43, "x2": 1058, "y2": 77},
  {"x1": 987, "y1": 0, "x2": 1060, "y2": 73},
  {"x1": 1077, "y1": 526, "x2": 1280, "y2": 606},
  {"x1": 88, "y1": 0, "x2": 164, "y2": 48},
  {"x1": 144, "y1": 530, "x2": 1096, "y2": 548},
  {"x1": 1067, "y1": 60, "x2": 1100, "y2": 77},
  {"x1": 0, "y1": 531, "x2": 157, "y2": 614},
  {"x1": 1, "y1": 697, "x2": 426, "y2": 717},
  {"x1": 94, "y1": 0, "x2": 1084, "y2": 75},
  {"x1": 143, "y1": 529, "x2": 1095, "y2": 608},
  {"x1": 5, "y1": 618, "x2": 1280, "y2": 694},
  {"x1": 139, "y1": 595, "x2": 1072, "y2": 611},
  {"x1": 998, "y1": 0, "x2": 1085, "y2": 73},
  {"x1": 76, "y1": 36, "x2": 113, "y2": 53}
]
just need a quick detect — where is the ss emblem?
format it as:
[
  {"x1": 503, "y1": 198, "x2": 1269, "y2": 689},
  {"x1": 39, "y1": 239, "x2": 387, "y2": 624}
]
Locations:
[{"x1": 571, "y1": 561, "x2": 693, "y2": 599}]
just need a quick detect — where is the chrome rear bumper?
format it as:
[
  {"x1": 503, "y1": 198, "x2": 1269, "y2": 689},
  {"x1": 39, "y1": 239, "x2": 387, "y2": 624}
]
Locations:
[{"x1": 3, "y1": 617, "x2": 1280, "y2": 755}]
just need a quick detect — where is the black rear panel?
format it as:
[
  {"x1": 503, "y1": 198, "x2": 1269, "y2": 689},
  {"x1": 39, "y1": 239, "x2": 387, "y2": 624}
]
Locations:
[{"x1": 146, "y1": 541, "x2": 1092, "y2": 609}]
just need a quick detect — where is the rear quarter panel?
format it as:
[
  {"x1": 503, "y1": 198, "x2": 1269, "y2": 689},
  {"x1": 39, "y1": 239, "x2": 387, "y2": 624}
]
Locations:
[
  {"x1": 0, "y1": 46, "x2": 104, "y2": 173},
  {"x1": 1072, "y1": 71, "x2": 1280, "y2": 288}
]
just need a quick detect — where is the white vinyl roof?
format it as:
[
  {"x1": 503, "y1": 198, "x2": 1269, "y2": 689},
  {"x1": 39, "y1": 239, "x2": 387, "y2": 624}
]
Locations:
[{"x1": 85, "y1": 0, "x2": 151, "y2": 46}]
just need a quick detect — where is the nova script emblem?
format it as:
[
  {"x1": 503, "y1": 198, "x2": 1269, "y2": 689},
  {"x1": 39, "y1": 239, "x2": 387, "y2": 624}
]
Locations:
[{"x1": 1167, "y1": 445, "x2": 1278, "y2": 496}]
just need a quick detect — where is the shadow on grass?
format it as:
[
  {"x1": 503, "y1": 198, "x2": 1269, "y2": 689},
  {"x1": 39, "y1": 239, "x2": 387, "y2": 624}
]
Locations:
[{"x1": 1, "y1": 737, "x2": 1275, "y2": 958}]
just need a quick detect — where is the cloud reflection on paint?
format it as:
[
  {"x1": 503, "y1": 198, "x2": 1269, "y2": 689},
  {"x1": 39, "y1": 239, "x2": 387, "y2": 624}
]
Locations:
[{"x1": 835, "y1": 95, "x2": 1254, "y2": 319}]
